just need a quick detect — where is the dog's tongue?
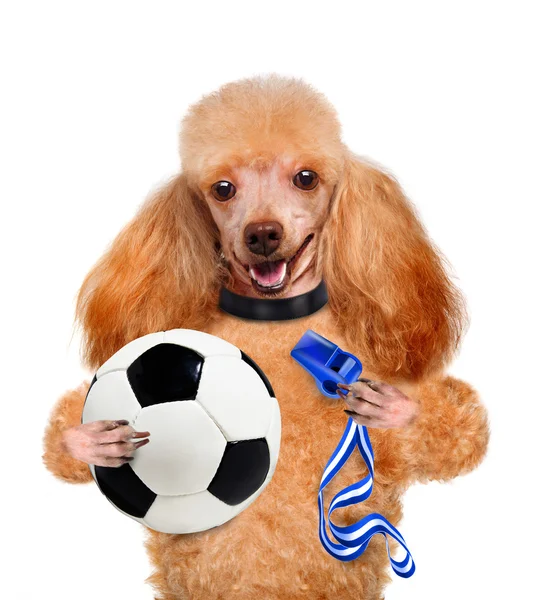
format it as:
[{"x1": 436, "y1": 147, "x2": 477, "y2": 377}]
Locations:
[{"x1": 249, "y1": 260, "x2": 287, "y2": 287}]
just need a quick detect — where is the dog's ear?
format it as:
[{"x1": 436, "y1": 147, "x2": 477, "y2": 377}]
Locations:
[
  {"x1": 321, "y1": 154, "x2": 467, "y2": 380},
  {"x1": 76, "y1": 174, "x2": 226, "y2": 370}
]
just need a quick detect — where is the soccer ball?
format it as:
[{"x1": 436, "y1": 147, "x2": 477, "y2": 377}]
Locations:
[{"x1": 81, "y1": 329, "x2": 281, "y2": 534}]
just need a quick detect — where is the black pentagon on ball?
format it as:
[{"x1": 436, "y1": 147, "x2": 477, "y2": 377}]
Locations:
[
  {"x1": 240, "y1": 350, "x2": 275, "y2": 397},
  {"x1": 208, "y1": 438, "x2": 270, "y2": 506},
  {"x1": 81, "y1": 374, "x2": 98, "y2": 425},
  {"x1": 88, "y1": 373, "x2": 97, "y2": 390},
  {"x1": 127, "y1": 343, "x2": 204, "y2": 407},
  {"x1": 95, "y1": 463, "x2": 156, "y2": 518}
]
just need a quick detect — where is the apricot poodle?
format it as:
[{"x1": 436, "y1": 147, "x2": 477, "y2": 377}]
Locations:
[{"x1": 43, "y1": 75, "x2": 489, "y2": 599}]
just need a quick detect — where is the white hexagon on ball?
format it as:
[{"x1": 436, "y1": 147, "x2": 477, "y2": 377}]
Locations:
[
  {"x1": 143, "y1": 489, "x2": 236, "y2": 534},
  {"x1": 132, "y1": 401, "x2": 226, "y2": 496},
  {"x1": 195, "y1": 355, "x2": 273, "y2": 442},
  {"x1": 82, "y1": 371, "x2": 141, "y2": 425}
]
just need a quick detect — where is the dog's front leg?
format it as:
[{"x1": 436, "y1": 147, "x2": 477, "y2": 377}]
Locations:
[
  {"x1": 42, "y1": 381, "x2": 94, "y2": 484},
  {"x1": 398, "y1": 375, "x2": 490, "y2": 482}
]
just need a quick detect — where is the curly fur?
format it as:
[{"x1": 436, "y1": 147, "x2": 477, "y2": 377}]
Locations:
[{"x1": 43, "y1": 75, "x2": 489, "y2": 599}]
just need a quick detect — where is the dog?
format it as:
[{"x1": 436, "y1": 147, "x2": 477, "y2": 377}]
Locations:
[{"x1": 43, "y1": 75, "x2": 489, "y2": 599}]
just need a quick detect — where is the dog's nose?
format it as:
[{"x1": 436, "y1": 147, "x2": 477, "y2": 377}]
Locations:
[{"x1": 244, "y1": 221, "x2": 283, "y2": 256}]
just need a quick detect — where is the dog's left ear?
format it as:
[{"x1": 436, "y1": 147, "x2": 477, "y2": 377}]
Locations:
[
  {"x1": 320, "y1": 153, "x2": 467, "y2": 380},
  {"x1": 76, "y1": 174, "x2": 226, "y2": 370}
]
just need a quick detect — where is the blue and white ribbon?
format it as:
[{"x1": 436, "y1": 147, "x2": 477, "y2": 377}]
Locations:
[{"x1": 318, "y1": 417, "x2": 415, "y2": 577}]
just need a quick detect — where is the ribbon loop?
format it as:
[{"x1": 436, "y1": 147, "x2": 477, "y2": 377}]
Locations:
[{"x1": 318, "y1": 417, "x2": 416, "y2": 578}]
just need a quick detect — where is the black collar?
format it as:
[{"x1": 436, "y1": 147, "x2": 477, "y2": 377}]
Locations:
[{"x1": 219, "y1": 280, "x2": 328, "y2": 321}]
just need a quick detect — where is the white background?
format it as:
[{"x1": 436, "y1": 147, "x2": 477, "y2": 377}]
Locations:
[{"x1": 1, "y1": 1, "x2": 541, "y2": 598}]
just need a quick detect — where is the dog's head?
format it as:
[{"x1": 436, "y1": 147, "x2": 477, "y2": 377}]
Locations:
[
  {"x1": 78, "y1": 75, "x2": 467, "y2": 380},
  {"x1": 180, "y1": 75, "x2": 343, "y2": 297}
]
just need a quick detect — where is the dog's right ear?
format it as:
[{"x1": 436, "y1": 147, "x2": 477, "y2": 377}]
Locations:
[
  {"x1": 321, "y1": 154, "x2": 467, "y2": 380},
  {"x1": 76, "y1": 174, "x2": 226, "y2": 370}
]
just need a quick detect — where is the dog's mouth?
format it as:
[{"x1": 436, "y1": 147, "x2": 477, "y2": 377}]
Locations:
[{"x1": 238, "y1": 234, "x2": 314, "y2": 295}]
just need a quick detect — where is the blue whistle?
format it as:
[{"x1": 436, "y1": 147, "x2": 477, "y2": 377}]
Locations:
[{"x1": 290, "y1": 330, "x2": 363, "y2": 398}]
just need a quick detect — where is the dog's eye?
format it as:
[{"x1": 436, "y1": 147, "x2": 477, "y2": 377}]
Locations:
[
  {"x1": 293, "y1": 170, "x2": 319, "y2": 191},
  {"x1": 211, "y1": 181, "x2": 236, "y2": 202}
]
